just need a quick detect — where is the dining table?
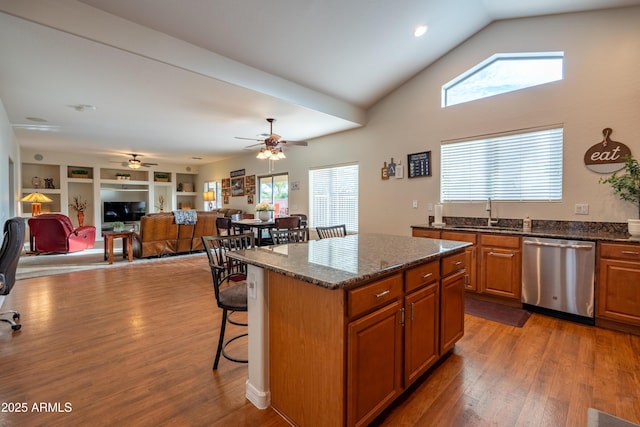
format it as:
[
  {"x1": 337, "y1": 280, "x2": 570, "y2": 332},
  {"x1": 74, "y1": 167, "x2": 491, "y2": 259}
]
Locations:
[{"x1": 231, "y1": 218, "x2": 275, "y2": 246}]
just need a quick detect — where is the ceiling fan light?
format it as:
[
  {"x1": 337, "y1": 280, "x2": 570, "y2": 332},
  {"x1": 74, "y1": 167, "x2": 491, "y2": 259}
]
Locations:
[
  {"x1": 129, "y1": 161, "x2": 141, "y2": 169},
  {"x1": 277, "y1": 149, "x2": 286, "y2": 159}
]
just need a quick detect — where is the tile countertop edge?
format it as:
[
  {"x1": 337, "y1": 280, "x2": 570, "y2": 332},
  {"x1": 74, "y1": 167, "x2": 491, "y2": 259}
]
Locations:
[
  {"x1": 226, "y1": 235, "x2": 471, "y2": 290},
  {"x1": 411, "y1": 223, "x2": 639, "y2": 243}
]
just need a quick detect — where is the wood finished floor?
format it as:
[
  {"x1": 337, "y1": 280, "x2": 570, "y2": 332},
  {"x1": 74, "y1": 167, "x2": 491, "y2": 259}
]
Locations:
[{"x1": 1, "y1": 254, "x2": 639, "y2": 427}]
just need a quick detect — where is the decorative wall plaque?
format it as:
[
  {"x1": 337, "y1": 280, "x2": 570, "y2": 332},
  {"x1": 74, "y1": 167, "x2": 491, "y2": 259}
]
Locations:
[
  {"x1": 584, "y1": 128, "x2": 632, "y2": 173},
  {"x1": 407, "y1": 151, "x2": 431, "y2": 178}
]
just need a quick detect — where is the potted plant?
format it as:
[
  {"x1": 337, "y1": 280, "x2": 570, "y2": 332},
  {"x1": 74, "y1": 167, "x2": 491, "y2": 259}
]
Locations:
[
  {"x1": 112, "y1": 221, "x2": 125, "y2": 232},
  {"x1": 69, "y1": 195, "x2": 88, "y2": 227},
  {"x1": 255, "y1": 201, "x2": 274, "y2": 221},
  {"x1": 600, "y1": 154, "x2": 640, "y2": 236}
]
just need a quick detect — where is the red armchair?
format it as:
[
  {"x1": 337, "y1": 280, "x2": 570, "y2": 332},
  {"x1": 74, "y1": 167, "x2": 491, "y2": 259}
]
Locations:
[{"x1": 28, "y1": 214, "x2": 96, "y2": 254}]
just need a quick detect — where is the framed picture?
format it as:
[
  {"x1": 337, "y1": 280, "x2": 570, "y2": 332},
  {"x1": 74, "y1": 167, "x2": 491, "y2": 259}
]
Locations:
[
  {"x1": 407, "y1": 151, "x2": 431, "y2": 178},
  {"x1": 231, "y1": 177, "x2": 244, "y2": 196},
  {"x1": 223, "y1": 195, "x2": 229, "y2": 205},
  {"x1": 247, "y1": 194, "x2": 254, "y2": 204}
]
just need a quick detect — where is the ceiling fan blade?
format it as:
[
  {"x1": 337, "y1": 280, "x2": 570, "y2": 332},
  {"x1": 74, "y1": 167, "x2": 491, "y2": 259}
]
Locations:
[
  {"x1": 281, "y1": 140, "x2": 308, "y2": 146},
  {"x1": 244, "y1": 142, "x2": 265, "y2": 149},
  {"x1": 141, "y1": 163, "x2": 158, "y2": 166},
  {"x1": 235, "y1": 136, "x2": 263, "y2": 141}
]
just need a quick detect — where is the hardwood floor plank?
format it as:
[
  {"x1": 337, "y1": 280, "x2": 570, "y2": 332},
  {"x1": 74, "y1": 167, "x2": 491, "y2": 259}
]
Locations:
[{"x1": 1, "y1": 256, "x2": 640, "y2": 426}]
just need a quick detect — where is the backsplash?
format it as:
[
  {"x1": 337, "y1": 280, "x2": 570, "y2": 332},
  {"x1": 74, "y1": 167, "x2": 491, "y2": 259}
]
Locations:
[{"x1": 427, "y1": 216, "x2": 628, "y2": 235}]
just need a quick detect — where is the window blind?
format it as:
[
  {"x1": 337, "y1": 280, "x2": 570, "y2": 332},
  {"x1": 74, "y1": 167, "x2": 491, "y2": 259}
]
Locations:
[
  {"x1": 309, "y1": 163, "x2": 359, "y2": 232},
  {"x1": 441, "y1": 127, "x2": 563, "y2": 201}
]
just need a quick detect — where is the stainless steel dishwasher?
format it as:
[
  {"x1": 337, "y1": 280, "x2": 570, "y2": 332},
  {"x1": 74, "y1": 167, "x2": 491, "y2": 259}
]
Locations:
[{"x1": 522, "y1": 237, "x2": 596, "y2": 324}]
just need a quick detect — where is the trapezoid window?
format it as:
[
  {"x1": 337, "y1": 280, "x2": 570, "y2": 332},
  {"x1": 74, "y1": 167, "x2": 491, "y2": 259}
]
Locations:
[{"x1": 442, "y1": 52, "x2": 564, "y2": 107}]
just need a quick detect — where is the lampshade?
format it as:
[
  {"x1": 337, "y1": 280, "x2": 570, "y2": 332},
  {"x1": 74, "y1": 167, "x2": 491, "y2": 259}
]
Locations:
[
  {"x1": 21, "y1": 192, "x2": 53, "y2": 203},
  {"x1": 203, "y1": 191, "x2": 215, "y2": 201},
  {"x1": 21, "y1": 192, "x2": 53, "y2": 216}
]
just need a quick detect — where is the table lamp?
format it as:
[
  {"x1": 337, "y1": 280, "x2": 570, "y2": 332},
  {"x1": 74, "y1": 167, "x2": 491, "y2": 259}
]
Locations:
[
  {"x1": 21, "y1": 192, "x2": 53, "y2": 216},
  {"x1": 203, "y1": 191, "x2": 215, "y2": 211}
]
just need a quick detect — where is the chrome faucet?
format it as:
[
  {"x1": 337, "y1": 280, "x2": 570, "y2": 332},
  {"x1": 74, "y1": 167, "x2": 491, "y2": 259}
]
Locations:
[{"x1": 486, "y1": 198, "x2": 499, "y2": 227}]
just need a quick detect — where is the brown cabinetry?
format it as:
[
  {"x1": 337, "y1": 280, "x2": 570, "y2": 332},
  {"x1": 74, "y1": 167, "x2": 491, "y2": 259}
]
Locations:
[
  {"x1": 479, "y1": 234, "x2": 522, "y2": 299},
  {"x1": 442, "y1": 231, "x2": 477, "y2": 291},
  {"x1": 347, "y1": 299, "x2": 403, "y2": 427},
  {"x1": 597, "y1": 242, "x2": 640, "y2": 327}
]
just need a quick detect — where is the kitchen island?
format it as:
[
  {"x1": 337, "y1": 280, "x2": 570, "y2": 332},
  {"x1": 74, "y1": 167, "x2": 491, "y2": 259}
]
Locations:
[{"x1": 226, "y1": 233, "x2": 470, "y2": 427}]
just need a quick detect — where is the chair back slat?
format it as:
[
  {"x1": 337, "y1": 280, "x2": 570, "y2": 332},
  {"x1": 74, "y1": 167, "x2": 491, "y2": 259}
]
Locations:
[
  {"x1": 316, "y1": 224, "x2": 347, "y2": 239},
  {"x1": 269, "y1": 228, "x2": 309, "y2": 244}
]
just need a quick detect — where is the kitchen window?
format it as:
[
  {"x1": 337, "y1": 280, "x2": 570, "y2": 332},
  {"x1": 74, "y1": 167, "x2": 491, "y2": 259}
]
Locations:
[
  {"x1": 442, "y1": 52, "x2": 564, "y2": 107},
  {"x1": 309, "y1": 163, "x2": 359, "y2": 232},
  {"x1": 441, "y1": 126, "x2": 563, "y2": 202}
]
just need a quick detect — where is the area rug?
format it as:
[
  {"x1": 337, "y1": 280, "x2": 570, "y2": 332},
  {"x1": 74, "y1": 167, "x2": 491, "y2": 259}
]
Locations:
[
  {"x1": 16, "y1": 242, "x2": 206, "y2": 280},
  {"x1": 465, "y1": 296, "x2": 531, "y2": 327},
  {"x1": 588, "y1": 408, "x2": 640, "y2": 427}
]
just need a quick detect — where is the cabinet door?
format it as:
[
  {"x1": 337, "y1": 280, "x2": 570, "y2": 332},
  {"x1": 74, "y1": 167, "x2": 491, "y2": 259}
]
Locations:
[
  {"x1": 464, "y1": 246, "x2": 477, "y2": 291},
  {"x1": 480, "y1": 247, "x2": 521, "y2": 299},
  {"x1": 441, "y1": 270, "x2": 465, "y2": 354},
  {"x1": 597, "y1": 258, "x2": 640, "y2": 325},
  {"x1": 348, "y1": 300, "x2": 403, "y2": 427},
  {"x1": 404, "y1": 283, "x2": 439, "y2": 386}
]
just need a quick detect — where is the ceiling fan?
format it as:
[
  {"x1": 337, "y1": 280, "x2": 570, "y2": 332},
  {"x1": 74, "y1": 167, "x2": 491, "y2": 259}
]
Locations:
[
  {"x1": 236, "y1": 118, "x2": 308, "y2": 160},
  {"x1": 125, "y1": 153, "x2": 158, "y2": 169}
]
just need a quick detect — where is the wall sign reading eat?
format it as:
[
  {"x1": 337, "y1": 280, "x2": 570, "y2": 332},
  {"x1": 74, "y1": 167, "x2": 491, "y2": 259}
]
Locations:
[{"x1": 584, "y1": 128, "x2": 631, "y2": 174}]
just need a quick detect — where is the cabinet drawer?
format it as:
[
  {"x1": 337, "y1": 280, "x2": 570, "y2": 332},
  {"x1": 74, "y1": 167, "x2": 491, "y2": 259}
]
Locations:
[
  {"x1": 600, "y1": 242, "x2": 640, "y2": 261},
  {"x1": 480, "y1": 233, "x2": 520, "y2": 249},
  {"x1": 405, "y1": 261, "x2": 440, "y2": 292},
  {"x1": 348, "y1": 273, "x2": 403, "y2": 319},
  {"x1": 441, "y1": 231, "x2": 477, "y2": 245},
  {"x1": 412, "y1": 229, "x2": 441, "y2": 239},
  {"x1": 441, "y1": 251, "x2": 466, "y2": 277}
]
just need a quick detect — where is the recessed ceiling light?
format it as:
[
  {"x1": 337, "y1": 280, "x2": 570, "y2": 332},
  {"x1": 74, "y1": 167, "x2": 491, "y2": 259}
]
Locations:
[{"x1": 414, "y1": 25, "x2": 428, "y2": 38}]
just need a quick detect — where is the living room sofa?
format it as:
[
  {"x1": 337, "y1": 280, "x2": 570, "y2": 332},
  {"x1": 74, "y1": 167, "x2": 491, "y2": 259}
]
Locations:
[{"x1": 132, "y1": 211, "x2": 238, "y2": 258}]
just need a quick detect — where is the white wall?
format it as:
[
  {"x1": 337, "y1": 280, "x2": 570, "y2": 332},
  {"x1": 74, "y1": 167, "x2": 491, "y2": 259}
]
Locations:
[
  {"x1": 200, "y1": 6, "x2": 640, "y2": 236},
  {"x1": 0, "y1": 98, "x2": 20, "y2": 224}
]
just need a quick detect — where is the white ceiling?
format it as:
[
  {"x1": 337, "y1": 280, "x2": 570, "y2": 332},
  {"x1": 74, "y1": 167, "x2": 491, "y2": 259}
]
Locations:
[{"x1": 1, "y1": 0, "x2": 639, "y2": 166}]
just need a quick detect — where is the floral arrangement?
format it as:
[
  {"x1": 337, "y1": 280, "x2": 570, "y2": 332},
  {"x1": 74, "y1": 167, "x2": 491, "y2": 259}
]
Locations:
[
  {"x1": 255, "y1": 202, "x2": 274, "y2": 211},
  {"x1": 69, "y1": 195, "x2": 88, "y2": 213}
]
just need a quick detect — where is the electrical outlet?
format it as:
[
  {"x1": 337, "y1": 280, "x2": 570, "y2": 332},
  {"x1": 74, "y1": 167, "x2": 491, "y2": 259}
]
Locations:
[
  {"x1": 412, "y1": 200, "x2": 418, "y2": 208},
  {"x1": 427, "y1": 203, "x2": 433, "y2": 211},
  {"x1": 574, "y1": 203, "x2": 589, "y2": 215},
  {"x1": 247, "y1": 275, "x2": 257, "y2": 299}
]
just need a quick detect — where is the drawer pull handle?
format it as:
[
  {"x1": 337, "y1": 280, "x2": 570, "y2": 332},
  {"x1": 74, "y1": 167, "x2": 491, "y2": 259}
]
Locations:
[
  {"x1": 621, "y1": 250, "x2": 640, "y2": 256},
  {"x1": 489, "y1": 252, "x2": 514, "y2": 258},
  {"x1": 375, "y1": 290, "x2": 390, "y2": 298},
  {"x1": 452, "y1": 261, "x2": 462, "y2": 266},
  {"x1": 422, "y1": 272, "x2": 433, "y2": 279}
]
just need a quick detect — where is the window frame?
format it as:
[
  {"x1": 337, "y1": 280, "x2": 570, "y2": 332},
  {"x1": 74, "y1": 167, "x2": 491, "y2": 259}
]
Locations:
[{"x1": 440, "y1": 126, "x2": 564, "y2": 202}]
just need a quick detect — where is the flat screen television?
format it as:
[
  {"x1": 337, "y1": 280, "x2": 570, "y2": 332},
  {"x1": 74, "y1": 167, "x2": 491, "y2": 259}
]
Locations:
[{"x1": 103, "y1": 201, "x2": 146, "y2": 223}]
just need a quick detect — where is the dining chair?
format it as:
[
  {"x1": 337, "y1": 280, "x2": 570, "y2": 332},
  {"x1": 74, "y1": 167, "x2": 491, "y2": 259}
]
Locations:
[
  {"x1": 215, "y1": 217, "x2": 234, "y2": 236},
  {"x1": 316, "y1": 224, "x2": 347, "y2": 239},
  {"x1": 269, "y1": 227, "x2": 309, "y2": 244},
  {"x1": 202, "y1": 233, "x2": 255, "y2": 369},
  {"x1": 273, "y1": 216, "x2": 301, "y2": 230},
  {"x1": 290, "y1": 214, "x2": 308, "y2": 228}
]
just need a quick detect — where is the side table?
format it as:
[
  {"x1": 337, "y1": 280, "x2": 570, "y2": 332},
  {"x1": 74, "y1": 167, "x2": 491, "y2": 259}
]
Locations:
[{"x1": 102, "y1": 230, "x2": 135, "y2": 264}]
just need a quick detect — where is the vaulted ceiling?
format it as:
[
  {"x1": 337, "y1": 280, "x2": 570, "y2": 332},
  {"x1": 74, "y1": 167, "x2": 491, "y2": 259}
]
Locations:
[{"x1": 1, "y1": 0, "x2": 639, "y2": 166}]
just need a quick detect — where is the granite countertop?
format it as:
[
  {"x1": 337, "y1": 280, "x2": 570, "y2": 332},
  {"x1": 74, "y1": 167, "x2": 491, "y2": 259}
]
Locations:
[
  {"x1": 411, "y1": 223, "x2": 640, "y2": 243},
  {"x1": 226, "y1": 233, "x2": 470, "y2": 290}
]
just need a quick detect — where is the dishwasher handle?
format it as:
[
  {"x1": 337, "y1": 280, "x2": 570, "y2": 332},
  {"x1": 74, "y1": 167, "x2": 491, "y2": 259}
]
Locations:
[{"x1": 523, "y1": 240, "x2": 593, "y2": 250}]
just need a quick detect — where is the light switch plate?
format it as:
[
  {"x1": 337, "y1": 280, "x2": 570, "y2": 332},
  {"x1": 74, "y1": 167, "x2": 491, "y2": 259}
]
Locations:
[{"x1": 412, "y1": 200, "x2": 418, "y2": 208}]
